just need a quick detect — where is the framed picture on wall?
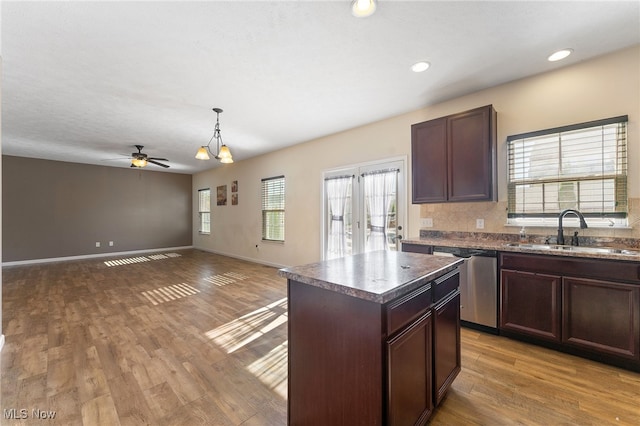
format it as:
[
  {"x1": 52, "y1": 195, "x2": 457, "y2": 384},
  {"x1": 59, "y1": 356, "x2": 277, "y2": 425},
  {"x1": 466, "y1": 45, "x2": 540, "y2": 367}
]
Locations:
[
  {"x1": 217, "y1": 185, "x2": 227, "y2": 206},
  {"x1": 232, "y1": 193, "x2": 238, "y2": 205},
  {"x1": 231, "y1": 180, "x2": 238, "y2": 193}
]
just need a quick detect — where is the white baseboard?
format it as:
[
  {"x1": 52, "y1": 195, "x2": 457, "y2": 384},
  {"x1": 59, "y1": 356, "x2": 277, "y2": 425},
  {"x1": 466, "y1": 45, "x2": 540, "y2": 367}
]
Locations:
[
  {"x1": 195, "y1": 246, "x2": 288, "y2": 269},
  {"x1": 0, "y1": 334, "x2": 4, "y2": 352},
  {"x1": 2, "y1": 246, "x2": 194, "y2": 267}
]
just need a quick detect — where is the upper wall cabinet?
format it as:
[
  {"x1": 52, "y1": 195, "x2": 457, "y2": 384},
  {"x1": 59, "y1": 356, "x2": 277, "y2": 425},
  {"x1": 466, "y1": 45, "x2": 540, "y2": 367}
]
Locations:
[{"x1": 411, "y1": 105, "x2": 497, "y2": 203}]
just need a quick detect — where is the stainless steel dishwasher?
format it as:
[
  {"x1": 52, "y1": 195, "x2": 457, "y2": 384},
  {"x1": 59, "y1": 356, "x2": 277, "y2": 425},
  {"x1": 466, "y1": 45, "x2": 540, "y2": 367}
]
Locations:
[{"x1": 432, "y1": 246, "x2": 498, "y2": 333}]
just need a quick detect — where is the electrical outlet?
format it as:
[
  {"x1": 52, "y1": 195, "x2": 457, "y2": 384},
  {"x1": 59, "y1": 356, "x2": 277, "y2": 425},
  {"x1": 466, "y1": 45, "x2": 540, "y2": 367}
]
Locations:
[
  {"x1": 95, "y1": 242, "x2": 101, "y2": 248},
  {"x1": 109, "y1": 241, "x2": 114, "y2": 247},
  {"x1": 420, "y1": 218, "x2": 433, "y2": 228},
  {"x1": 476, "y1": 219, "x2": 485, "y2": 229}
]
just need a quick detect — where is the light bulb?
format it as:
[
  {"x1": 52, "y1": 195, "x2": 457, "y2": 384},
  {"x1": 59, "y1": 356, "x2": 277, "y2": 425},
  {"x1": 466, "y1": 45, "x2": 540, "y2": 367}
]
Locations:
[
  {"x1": 352, "y1": 0, "x2": 376, "y2": 18},
  {"x1": 195, "y1": 146, "x2": 210, "y2": 160},
  {"x1": 217, "y1": 145, "x2": 233, "y2": 163}
]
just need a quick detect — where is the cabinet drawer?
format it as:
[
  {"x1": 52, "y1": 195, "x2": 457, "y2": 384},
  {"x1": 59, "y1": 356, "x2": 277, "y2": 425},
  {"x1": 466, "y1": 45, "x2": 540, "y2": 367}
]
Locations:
[
  {"x1": 402, "y1": 243, "x2": 433, "y2": 254},
  {"x1": 433, "y1": 270, "x2": 460, "y2": 302},
  {"x1": 387, "y1": 283, "x2": 433, "y2": 336}
]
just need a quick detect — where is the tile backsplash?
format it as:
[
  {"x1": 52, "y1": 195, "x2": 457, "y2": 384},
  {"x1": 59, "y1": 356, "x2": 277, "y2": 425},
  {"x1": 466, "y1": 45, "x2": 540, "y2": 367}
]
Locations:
[{"x1": 419, "y1": 198, "x2": 640, "y2": 241}]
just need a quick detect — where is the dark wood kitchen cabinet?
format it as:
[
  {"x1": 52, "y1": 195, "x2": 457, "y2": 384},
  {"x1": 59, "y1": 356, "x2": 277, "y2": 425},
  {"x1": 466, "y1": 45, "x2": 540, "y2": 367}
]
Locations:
[
  {"x1": 281, "y1": 252, "x2": 463, "y2": 425},
  {"x1": 500, "y1": 269, "x2": 562, "y2": 342},
  {"x1": 500, "y1": 252, "x2": 640, "y2": 371},
  {"x1": 411, "y1": 105, "x2": 497, "y2": 203},
  {"x1": 563, "y1": 277, "x2": 640, "y2": 360},
  {"x1": 433, "y1": 289, "x2": 461, "y2": 405},
  {"x1": 387, "y1": 310, "x2": 433, "y2": 425}
]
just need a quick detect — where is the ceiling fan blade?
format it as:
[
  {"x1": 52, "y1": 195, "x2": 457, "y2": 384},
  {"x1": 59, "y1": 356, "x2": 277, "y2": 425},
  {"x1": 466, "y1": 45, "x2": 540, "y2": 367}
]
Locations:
[
  {"x1": 148, "y1": 159, "x2": 170, "y2": 168},
  {"x1": 148, "y1": 157, "x2": 169, "y2": 161}
]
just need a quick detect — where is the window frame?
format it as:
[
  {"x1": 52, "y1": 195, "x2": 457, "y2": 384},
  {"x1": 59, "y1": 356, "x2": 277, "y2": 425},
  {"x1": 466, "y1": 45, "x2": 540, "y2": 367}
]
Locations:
[
  {"x1": 261, "y1": 175, "x2": 285, "y2": 242},
  {"x1": 507, "y1": 116, "x2": 628, "y2": 228},
  {"x1": 198, "y1": 188, "x2": 211, "y2": 234}
]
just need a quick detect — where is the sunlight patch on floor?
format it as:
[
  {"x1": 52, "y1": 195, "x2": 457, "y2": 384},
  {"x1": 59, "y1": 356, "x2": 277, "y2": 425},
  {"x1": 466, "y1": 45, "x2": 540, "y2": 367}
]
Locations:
[
  {"x1": 141, "y1": 283, "x2": 200, "y2": 305},
  {"x1": 247, "y1": 340, "x2": 288, "y2": 399},
  {"x1": 203, "y1": 271, "x2": 250, "y2": 287},
  {"x1": 205, "y1": 297, "x2": 287, "y2": 353},
  {"x1": 104, "y1": 256, "x2": 151, "y2": 267},
  {"x1": 104, "y1": 252, "x2": 181, "y2": 267}
]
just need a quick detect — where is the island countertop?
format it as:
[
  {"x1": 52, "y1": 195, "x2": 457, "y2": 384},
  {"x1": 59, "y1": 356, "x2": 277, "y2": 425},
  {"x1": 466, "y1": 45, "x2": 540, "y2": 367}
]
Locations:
[{"x1": 278, "y1": 250, "x2": 463, "y2": 304}]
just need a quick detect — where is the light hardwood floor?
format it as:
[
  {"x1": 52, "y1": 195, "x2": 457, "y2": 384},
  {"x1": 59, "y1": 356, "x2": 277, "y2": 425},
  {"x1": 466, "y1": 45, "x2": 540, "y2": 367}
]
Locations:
[{"x1": 1, "y1": 249, "x2": 639, "y2": 425}]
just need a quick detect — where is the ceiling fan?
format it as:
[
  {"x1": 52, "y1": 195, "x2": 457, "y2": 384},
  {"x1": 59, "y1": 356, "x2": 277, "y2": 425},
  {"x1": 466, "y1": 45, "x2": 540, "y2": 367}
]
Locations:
[{"x1": 130, "y1": 145, "x2": 170, "y2": 168}]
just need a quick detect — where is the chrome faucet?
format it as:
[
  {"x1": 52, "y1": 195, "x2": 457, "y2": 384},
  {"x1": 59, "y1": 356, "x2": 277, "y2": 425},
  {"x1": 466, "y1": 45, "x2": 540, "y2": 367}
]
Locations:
[{"x1": 557, "y1": 209, "x2": 588, "y2": 245}]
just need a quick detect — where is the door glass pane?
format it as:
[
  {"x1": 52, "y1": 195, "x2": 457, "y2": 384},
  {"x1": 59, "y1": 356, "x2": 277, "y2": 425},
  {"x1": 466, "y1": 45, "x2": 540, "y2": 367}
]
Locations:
[
  {"x1": 363, "y1": 170, "x2": 398, "y2": 253},
  {"x1": 326, "y1": 176, "x2": 353, "y2": 260}
]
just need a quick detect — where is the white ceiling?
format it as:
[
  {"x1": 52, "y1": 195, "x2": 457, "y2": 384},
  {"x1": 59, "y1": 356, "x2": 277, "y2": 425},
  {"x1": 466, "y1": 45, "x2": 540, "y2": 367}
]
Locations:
[{"x1": 2, "y1": 1, "x2": 639, "y2": 174}]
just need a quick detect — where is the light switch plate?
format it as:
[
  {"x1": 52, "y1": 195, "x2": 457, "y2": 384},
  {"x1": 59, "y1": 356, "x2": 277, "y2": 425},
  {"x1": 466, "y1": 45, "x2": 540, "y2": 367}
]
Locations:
[{"x1": 476, "y1": 219, "x2": 485, "y2": 229}]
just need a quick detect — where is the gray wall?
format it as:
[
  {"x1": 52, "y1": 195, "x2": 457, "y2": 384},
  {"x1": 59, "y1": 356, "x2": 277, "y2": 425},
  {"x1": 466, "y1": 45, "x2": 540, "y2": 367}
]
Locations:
[{"x1": 2, "y1": 156, "x2": 192, "y2": 262}]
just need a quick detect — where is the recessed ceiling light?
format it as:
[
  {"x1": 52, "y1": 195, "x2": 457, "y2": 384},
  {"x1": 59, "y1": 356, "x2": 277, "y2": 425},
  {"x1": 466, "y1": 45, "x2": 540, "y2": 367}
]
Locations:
[
  {"x1": 351, "y1": 0, "x2": 377, "y2": 18},
  {"x1": 548, "y1": 48, "x2": 573, "y2": 62},
  {"x1": 411, "y1": 61, "x2": 430, "y2": 73}
]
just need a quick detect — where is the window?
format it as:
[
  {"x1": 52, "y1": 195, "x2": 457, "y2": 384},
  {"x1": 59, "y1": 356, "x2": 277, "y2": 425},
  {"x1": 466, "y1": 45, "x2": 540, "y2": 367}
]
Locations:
[
  {"x1": 507, "y1": 116, "x2": 628, "y2": 227},
  {"x1": 261, "y1": 176, "x2": 285, "y2": 241},
  {"x1": 198, "y1": 188, "x2": 211, "y2": 234}
]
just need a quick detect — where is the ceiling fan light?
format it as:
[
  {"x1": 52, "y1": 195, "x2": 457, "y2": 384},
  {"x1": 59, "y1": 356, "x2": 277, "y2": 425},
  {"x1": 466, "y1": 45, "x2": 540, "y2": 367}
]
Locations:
[
  {"x1": 131, "y1": 158, "x2": 148, "y2": 168},
  {"x1": 351, "y1": 0, "x2": 376, "y2": 17},
  {"x1": 217, "y1": 145, "x2": 233, "y2": 163},
  {"x1": 195, "y1": 146, "x2": 210, "y2": 160}
]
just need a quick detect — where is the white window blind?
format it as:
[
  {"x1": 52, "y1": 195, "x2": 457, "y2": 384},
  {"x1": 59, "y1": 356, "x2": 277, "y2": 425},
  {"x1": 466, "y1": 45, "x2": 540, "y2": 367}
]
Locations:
[
  {"x1": 261, "y1": 176, "x2": 285, "y2": 241},
  {"x1": 507, "y1": 116, "x2": 628, "y2": 221},
  {"x1": 198, "y1": 188, "x2": 211, "y2": 234}
]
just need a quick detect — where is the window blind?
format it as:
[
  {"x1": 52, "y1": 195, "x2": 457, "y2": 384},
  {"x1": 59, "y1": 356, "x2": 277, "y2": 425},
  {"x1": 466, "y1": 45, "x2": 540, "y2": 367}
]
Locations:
[
  {"x1": 261, "y1": 176, "x2": 285, "y2": 241},
  {"x1": 198, "y1": 188, "x2": 211, "y2": 233},
  {"x1": 507, "y1": 116, "x2": 627, "y2": 219}
]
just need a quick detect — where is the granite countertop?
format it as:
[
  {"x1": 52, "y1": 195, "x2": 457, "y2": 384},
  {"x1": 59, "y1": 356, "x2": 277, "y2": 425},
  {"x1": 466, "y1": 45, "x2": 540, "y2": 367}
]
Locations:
[
  {"x1": 402, "y1": 233, "x2": 640, "y2": 261},
  {"x1": 279, "y1": 251, "x2": 463, "y2": 304}
]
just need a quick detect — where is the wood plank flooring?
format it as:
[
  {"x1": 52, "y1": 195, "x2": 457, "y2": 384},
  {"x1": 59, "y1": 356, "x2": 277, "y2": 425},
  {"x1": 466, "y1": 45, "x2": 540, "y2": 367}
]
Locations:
[{"x1": 2, "y1": 249, "x2": 639, "y2": 425}]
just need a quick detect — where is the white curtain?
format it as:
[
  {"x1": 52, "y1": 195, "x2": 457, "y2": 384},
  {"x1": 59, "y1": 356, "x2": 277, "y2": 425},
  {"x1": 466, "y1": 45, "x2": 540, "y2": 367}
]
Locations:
[
  {"x1": 364, "y1": 170, "x2": 398, "y2": 252},
  {"x1": 326, "y1": 176, "x2": 352, "y2": 259}
]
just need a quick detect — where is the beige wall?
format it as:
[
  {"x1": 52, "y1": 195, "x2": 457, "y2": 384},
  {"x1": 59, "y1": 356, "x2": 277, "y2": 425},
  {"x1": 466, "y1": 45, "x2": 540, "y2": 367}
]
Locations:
[
  {"x1": 2, "y1": 156, "x2": 193, "y2": 262},
  {"x1": 193, "y1": 45, "x2": 640, "y2": 267}
]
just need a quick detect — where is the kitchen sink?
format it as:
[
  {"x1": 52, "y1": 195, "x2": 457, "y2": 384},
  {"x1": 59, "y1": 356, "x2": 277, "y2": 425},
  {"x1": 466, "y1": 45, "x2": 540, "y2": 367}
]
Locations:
[{"x1": 502, "y1": 242, "x2": 639, "y2": 256}]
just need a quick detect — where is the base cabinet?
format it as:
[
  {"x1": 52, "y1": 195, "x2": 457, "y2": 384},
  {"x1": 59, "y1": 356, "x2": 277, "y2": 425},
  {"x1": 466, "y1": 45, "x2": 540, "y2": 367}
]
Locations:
[
  {"x1": 500, "y1": 252, "x2": 640, "y2": 371},
  {"x1": 563, "y1": 277, "x2": 640, "y2": 360},
  {"x1": 433, "y1": 290, "x2": 461, "y2": 405},
  {"x1": 500, "y1": 269, "x2": 561, "y2": 342},
  {"x1": 288, "y1": 270, "x2": 461, "y2": 425},
  {"x1": 387, "y1": 311, "x2": 433, "y2": 425}
]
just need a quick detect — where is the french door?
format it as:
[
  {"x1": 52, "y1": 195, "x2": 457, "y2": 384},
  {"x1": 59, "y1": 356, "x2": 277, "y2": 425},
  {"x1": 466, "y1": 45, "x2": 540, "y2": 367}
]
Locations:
[{"x1": 323, "y1": 159, "x2": 405, "y2": 260}]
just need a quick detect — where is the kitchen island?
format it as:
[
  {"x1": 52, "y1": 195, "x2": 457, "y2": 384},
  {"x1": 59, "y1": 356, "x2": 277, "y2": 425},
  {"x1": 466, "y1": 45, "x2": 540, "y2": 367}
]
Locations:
[{"x1": 279, "y1": 250, "x2": 464, "y2": 426}]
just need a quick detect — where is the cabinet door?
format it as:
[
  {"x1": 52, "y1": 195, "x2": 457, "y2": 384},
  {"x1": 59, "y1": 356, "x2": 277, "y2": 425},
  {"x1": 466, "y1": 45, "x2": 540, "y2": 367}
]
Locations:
[
  {"x1": 563, "y1": 277, "x2": 640, "y2": 360},
  {"x1": 447, "y1": 105, "x2": 495, "y2": 202},
  {"x1": 433, "y1": 290, "x2": 461, "y2": 406},
  {"x1": 500, "y1": 269, "x2": 562, "y2": 342},
  {"x1": 387, "y1": 311, "x2": 433, "y2": 425},
  {"x1": 411, "y1": 117, "x2": 447, "y2": 203}
]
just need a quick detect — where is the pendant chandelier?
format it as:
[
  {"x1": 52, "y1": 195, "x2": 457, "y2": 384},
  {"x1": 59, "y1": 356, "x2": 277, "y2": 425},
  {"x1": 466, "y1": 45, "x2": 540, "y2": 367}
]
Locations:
[{"x1": 195, "y1": 107, "x2": 233, "y2": 164}]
